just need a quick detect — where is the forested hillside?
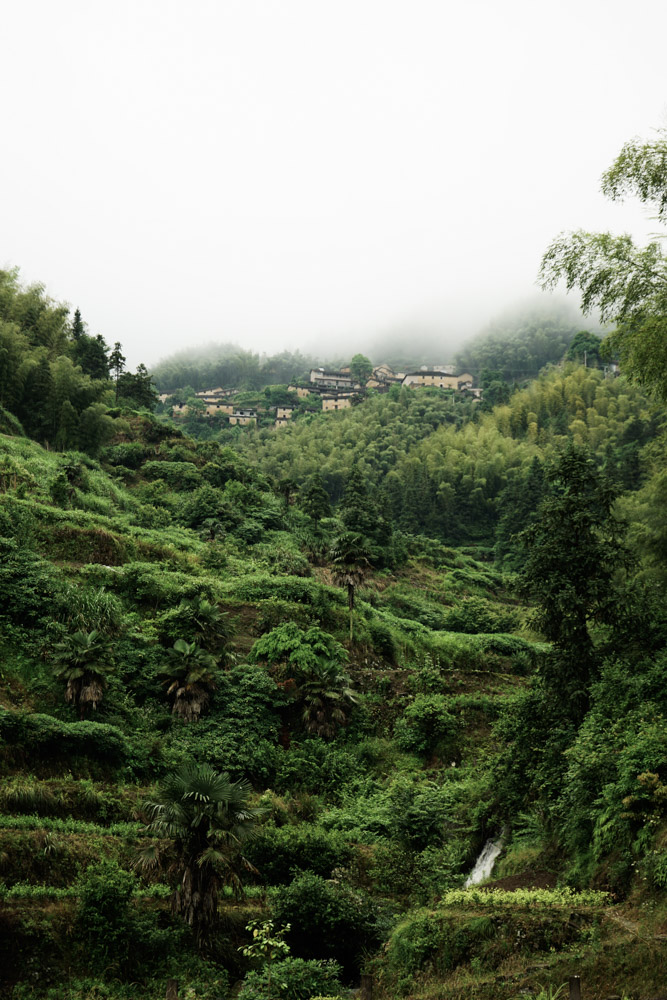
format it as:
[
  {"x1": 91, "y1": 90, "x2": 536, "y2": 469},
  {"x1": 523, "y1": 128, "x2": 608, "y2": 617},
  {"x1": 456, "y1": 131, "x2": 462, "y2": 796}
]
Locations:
[{"x1": 2, "y1": 127, "x2": 667, "y2": 1000}]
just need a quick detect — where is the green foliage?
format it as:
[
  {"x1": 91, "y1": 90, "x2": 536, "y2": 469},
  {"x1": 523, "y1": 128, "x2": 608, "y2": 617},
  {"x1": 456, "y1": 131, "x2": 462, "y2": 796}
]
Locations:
[
  {"x1": 140, "y1": 762, "x2": 263, "y2": 945},
  {"x1": 540, "y1": 125, "x2": 667, "y2": 399},
  {"x1": 517, "y1": 446, "x2": 627, "y2": 718},
  {"x1": 237, "y1": 957, "x2": 343, "y2": 1000},
  {"x1": 246, "y1": 823, "x2": 352, "y2": 884},
  {"x1": 0, "y1": 711, "x2": 133, "y2": 771},
  {"x1": 272, "y1": 870, "x2": 380, "y2": 974},
  {"x1": 74, "y1": 860, "x2": 137, "y2": 972},
  {"x1": 455, "y1": 304, "x2": 581, "y2": 381},
  {"x1": 441, "y1": 596, "x2": 518, "y2": 634},
  {"x1": 394, "y1": 695, "x2": 459, "y2": 758},
  {"x1": 273, "y1": 739, "x2": 362, "y2": 799},
  {"x1": 436, "y1": 886, "x2": 610, "y2": 907},
  {"x1": 249, "y1": 623, "x2": 347, "y2": 672}
]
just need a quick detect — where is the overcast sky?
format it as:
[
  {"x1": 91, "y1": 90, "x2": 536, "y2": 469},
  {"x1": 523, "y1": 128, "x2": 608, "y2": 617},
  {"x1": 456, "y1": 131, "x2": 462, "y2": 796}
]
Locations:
[{"x1": 2, "y1": 0, "x2": 666, "y2": 368}]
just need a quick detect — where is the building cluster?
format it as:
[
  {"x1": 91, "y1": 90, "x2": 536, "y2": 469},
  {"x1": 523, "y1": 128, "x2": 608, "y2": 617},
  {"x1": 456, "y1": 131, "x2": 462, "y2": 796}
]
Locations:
[{"x1": 159, "y1": 363, "x2": 481, "y2": 430}]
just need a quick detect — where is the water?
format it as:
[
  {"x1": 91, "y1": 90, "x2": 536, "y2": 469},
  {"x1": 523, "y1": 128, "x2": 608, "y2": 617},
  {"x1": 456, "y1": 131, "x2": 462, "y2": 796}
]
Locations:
[{"x1": 464, "y1": 837, "x2": 503, "y2": 887}]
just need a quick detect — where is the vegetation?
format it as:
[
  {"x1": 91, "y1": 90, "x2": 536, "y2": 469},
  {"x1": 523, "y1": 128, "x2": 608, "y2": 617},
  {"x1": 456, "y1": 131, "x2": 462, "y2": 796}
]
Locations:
[{"x1": 2, "y1": 126, "x2": 667, "y2": 997}]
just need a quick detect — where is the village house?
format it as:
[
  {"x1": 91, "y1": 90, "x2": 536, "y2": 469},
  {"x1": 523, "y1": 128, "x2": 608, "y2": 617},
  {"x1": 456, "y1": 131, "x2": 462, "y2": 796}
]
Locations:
[
  {"x1": 322, "y1": 395, "x2": 352, "y2": 412},
  {"x1": 402, "y1": 370, "x2": 474, "y2": 390},
  {"x1": 288, "y1": 385, "x2": 311, "y2": 398},
  {"x1": 309, "y1": 369, "x2": 357, "y2": 391},
  {"x1": 229, "y1": 409, "x2": 257, "y2": 426},
  {"x1": 204, "y1": 403, "x2": 235, "y2": 416}
]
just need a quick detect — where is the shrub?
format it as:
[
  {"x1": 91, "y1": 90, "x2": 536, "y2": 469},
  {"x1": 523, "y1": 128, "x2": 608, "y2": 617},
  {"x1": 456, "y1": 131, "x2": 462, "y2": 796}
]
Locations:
[
  {"x1": 74, "y1": 860, "x2": 137, "y2": 973},
  {"x1": 246, "y1": 824, "x2": 352, "y2": 884},
  {"x1": 102, "y1": 443, "x2": 149, "y2": 469},
  {"x1": 442, "y1": 596, "x2": 518, "y2": 634},
  {"x1": 0, "y1": 712, "x2": 133, "y2": 771},
  {"x1": 394, "y1": 695, "x2": 459, "y2": 758},
  {"x1": 273, "y1": 739, "x2": 361, "y2": 799},
  {"x1": 238, "y1": 957, "x2": 343, "y2": 1000},
  {"x1": 272, "y1": 871, "x2": 380, "y2": 976},
  {"x1": 142, "y1": 460, "x2": 201, "y2": 489},
  {"x1": 368, "y1": 619, "x2": 397, "y2": 662}
]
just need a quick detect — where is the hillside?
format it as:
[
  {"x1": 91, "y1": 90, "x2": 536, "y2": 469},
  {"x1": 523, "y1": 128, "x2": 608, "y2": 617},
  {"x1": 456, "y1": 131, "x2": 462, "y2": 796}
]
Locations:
[{"x1": 1, "y1": 354, "x2": 667, "y2": 999}]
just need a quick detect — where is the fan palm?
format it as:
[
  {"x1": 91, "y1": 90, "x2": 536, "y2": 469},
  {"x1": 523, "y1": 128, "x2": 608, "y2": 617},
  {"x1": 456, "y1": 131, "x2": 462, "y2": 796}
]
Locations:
[
  {"x1": 159, "y1": 639, "x2": 218, "y2": 722},
  {"x1": 300, "y1": 660, "x2": 358, "y2": 740},
  {"x1": 189, "y1": 597, "x2": 231, "y2": 656},
  {"x1": 330, "y1": 530, "x2": 372, "y2": 640},
  {"x1": 51, "y1": 629, "x2": 115, "y2": 716},
  {"x1": 139, "y1": 763, "x2": 262, "y2": 947}
]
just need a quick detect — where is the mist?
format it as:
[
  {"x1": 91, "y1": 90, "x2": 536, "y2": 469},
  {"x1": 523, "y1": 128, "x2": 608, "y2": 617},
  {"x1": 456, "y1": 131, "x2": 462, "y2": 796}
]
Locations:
[{"x1": 1, "y1": 0, "x2": 665, "y2": 370}]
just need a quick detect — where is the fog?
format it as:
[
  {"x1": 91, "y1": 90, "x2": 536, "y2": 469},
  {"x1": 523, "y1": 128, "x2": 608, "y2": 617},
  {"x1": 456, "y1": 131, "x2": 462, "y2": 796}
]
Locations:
[{"x1": 1, "y1": 0, "x2": 665, "y2": 369}]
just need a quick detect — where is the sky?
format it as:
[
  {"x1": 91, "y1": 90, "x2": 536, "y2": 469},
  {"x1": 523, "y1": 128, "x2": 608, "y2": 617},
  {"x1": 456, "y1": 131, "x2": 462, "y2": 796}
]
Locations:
[{"x1": 2, "y1": 0, "x2": 666, "y2": 369}]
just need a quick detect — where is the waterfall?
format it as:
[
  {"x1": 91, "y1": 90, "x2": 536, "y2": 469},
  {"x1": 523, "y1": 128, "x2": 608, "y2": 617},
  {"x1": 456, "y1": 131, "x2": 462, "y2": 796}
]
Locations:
[{"x1": 464, "y1": 837, "x2": 503, "y2": 887}]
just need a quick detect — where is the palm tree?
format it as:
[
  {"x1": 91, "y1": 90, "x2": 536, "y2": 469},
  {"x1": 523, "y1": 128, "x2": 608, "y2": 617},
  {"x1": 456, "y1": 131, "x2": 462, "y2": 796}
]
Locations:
[
  {"x1": 189, "y1": 597, "x2": 232, "y2": 657},
  {"x1": 330, "y1": 531, "x2": 372, "y2": 640},
  {"x1": 139, "y1": 763, "x2": 262, "y2": 947},
  {"x1": 159, "y1": 639, "x2": 218, "y2": 722},
  {"x1": 300, "y1": 660, "x2": 358, "y2": 739},
  {"x1": 51, "y1": 630, "x2": 115, "y2": 716}
]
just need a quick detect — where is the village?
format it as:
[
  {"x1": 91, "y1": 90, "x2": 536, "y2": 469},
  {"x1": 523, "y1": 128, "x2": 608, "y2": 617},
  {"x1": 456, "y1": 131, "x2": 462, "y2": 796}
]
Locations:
[{"x1": 159, "y1": 363, "x2": 482, "y2": 429}]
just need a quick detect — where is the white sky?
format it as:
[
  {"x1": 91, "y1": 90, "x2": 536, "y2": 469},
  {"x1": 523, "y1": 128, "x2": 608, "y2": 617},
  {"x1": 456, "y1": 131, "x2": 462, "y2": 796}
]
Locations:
[{"x1": 1, "y1": 0, "x2": 666, "y2": 368}]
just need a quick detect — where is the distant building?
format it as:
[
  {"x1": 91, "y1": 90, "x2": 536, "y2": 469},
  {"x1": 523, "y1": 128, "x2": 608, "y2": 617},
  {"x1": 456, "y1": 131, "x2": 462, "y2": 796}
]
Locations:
[
  {"x1": 322, "y1": 395, "x2": 352, "y2": 412},
  {"x1": 229, "y1": 409, "x2": 257, "y2": 426},
  {"x1": 276, "y1": 407, "x2": 294, "y2": 420},
  {"x1": 310, "y1": 369, "x2": 357, "y2": 391},
  {"x1": 288, "y1": 385, "x2": 312, "y2": 398},
  {"x1": 402, "y1": 371, "x2": 474, "y2": 390},
  {"x1": 204, "y1": 403, "x2": 234, "y2": 416}
]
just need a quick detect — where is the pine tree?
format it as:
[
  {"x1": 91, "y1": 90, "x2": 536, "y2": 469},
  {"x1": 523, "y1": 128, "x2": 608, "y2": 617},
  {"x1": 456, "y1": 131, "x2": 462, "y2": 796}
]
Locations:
[{"x1": 71, "y1": 308, "x2": 85, "y2": 339}]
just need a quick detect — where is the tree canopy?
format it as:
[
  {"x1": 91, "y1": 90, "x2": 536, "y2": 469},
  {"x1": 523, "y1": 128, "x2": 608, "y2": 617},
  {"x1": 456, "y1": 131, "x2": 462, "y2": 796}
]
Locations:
[{"x1": 540, "y1": 126, "x2": 667, "y2": 400}]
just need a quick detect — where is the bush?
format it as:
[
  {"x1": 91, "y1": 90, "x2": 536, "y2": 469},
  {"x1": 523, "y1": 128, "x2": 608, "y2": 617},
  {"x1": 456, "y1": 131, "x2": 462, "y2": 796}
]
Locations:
[
  {"x1": 273, "y1": 739, "x2": 361, "y2": 799},
  {"x1": 0, "y1": 712, "x2": 133, "y2": 771},
  {"x1": 442, "y1": 596, "x2": 518, "y2": 634},
  {"x1": 272, "y1": 871, "x2": 380, "y2": 976},
  {"x1": 246, "y1": 824, "x2": 352, "y2": 884},
  {"x1": 74, "y1": 860, "x2": 137, "y2": 973},
  {"x1": 238, "y1": 957, "x2": 343, "y2": 1000},
  {"x1": 142, "y1": 460, "x2": 201, "y2": 489},
  {"x1": 394, "y1": 695, "x2": 459, "y2": 758},
  {"x1": 102, "y1": 443, "x2": 149, "y2": 469},
  {"x1": 368, "y1": 619, "x2": 397, "y2": 662}
]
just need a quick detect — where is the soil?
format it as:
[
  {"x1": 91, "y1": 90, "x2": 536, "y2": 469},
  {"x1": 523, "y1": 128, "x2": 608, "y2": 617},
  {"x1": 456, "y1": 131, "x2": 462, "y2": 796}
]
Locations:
[{"x1": 479, "y1": 869, "x2": 558, "y2": 890}]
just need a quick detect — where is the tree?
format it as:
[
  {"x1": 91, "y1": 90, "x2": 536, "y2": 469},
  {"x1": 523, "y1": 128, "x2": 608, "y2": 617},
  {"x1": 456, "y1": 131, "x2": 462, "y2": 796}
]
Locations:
[
  {"x1": 349, "y1": 353, "x2": 373, "y2": 383},
  {"x1": 109, "y1": 342, "x2": 126, "y2": 401},
  {"x1": 72, "y1": 333, "x2": 110, "y2": 380},
  {"x1": 517, "y1": 446, "x2": 627, "y2": 720},
  {"x1": 71, "y1": 308, "x2": 85, "y2": 339},
  {"x1": 140, "y1": 763, "x2": 262, "y2": 947},
  {"x1": 330, "y1": 530, "x2": 372, "y2": 640},
  {"x1": 159, "y1": 639, "x2": 218, "y2": 722},
  {"x1": 566, "y1": 330, "x2": 603, "y2": 367},
  {"x1": 78, "y1": 402, "x2": 114, "y2": 456},
  {"x1": 540, "y1": 126, "x2": 667, "y2": 399},
  {"x1": 300, "y1": 659, "x2": 357, "y2": 739},
  {"x1": 300, "y1": 474, "x2": 332, "y2": 521},
  {"x1": 116, "y1": 363, "x2": 158, "y2": 409},
  {"x1": 51, "y1": 629, "x2": 115, "y2": 716}
]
